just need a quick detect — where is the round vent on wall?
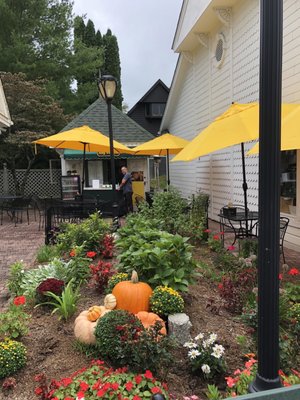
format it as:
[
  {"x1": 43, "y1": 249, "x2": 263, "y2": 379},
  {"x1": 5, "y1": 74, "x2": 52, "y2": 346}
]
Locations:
[{"x1": 214, "y1": 33, "x2": 226, "y2": 68}]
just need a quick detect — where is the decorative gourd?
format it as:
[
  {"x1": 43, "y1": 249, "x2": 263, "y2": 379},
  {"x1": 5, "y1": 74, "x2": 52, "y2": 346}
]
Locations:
[
  {"x1": 87, "y1": 305, "x2": 105, "y2": 322},
  {"x1": 136, "y1": 311, "x2": 167, "y2": 335},
  {"x1": 112, "y1": 270, "x2": 153, "y2": 314},
  {"x1": 104, "y1": 294, "x2": 117, "y2": 310},
  {"x1": 74, "y1": 310, "x2": 97, "y2": 344}
]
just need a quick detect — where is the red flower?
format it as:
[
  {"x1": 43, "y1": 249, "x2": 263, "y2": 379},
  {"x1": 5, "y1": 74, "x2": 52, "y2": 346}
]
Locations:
[
  {"x1": 227, "y1": 245, "x2": 235, "y2": 251},
  {"x1": 134, "y1": 375, "x2": 142, "y2": 384},
  {"x1": 111, "y1": 382, "x2": 119, "y2": 390},
  {"x1": 225, "y1": 376, "x2": 237, "y2": 388},
  {"x1": 61, "y1": 377, "x2": 73, "y2": 387},
  {"x1": 70, "y1": 250, "x2": 76, "y2": 257},
  {"x1": 278, "y1": 273, "x2": 283, "y2": 280},
  {"x1": 87, "y1": 251, "x2": 97, "y2": 258},
  {"x1": 125, "y1": 381, "x2": 134, "y2": 391},
  {"x1": 288, "y1": 268, "x2": 299, "y2": 276},
  {"x1": 34, "y1": 387, "x2": 43, "y2": 395},
  {"x1": 218, "y1": 283, "x2": 224, "y2": 290},
  {"x1": 213, "y1": 234, "x2": 220, "y2": 240},
  {"x1": 151, "y1": 387, "x2": 162, "y2": 394},
  {"x1": 80, "y1": 381, "x2": 89, "y2": 391},
  {"x1": 144, "y1": 370, "x2": 153, "y2": 379},
  {"x1": 204, "y1": 229, "x2": 211, "y2": 233},
  {"x1": 77, "y1": 392, "x2": 85, "y2": 399},
  {"x1": 133, "y1": 396, "x2": 142, "y2": 400},
  {"x1": 13, "y1": 295, "x2": 26, "y2": 306}
]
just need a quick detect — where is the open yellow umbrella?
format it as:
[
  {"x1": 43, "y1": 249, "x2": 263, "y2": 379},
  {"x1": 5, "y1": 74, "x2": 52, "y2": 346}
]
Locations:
[
  {"x1": 133, "y1": 133, "x2": 189, "y2": 186},
  {"x1": 172, "y1": 102, "x2": 298, "y2": 213},
  {"x1": 34, "y1": 125, "x2": 134, "y2": 193},
  {"x1": 248, "y1": 104, "x2": 300, "y2": 154}
]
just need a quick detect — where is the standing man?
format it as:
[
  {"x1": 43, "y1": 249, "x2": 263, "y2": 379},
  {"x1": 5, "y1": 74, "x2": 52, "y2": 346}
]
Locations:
[{"x1": 118, "y1": 166, "x2": 133, "y2": 214}]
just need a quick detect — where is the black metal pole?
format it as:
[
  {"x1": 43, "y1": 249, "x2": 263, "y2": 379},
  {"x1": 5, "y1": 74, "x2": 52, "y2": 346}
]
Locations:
[
  {"x1": 241, "y1": 142, "x2": 249, "y2": 235},
  {"x1": 249, "y1": 0, "x2": 282, "y2": 392},
  {"x1": 107, "y1": 99, "x2": 119, "y2": 224},
  {"x1": 166, "y1": 149, "x2": 170, "y2": 187}
]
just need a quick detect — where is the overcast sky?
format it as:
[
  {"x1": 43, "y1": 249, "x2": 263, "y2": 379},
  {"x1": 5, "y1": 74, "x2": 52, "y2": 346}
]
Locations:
[{"x1": 73, "y1": 0, "x2": 182, "y2": 109}]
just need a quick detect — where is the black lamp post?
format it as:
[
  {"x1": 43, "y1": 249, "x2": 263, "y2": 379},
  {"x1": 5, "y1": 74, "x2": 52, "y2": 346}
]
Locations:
[
  {"x1": 97, "y1": 75, "x2": 119, "y2": 228},
  {"x1": 249, "y1": 0, "x2": 283, "y2": 392}
]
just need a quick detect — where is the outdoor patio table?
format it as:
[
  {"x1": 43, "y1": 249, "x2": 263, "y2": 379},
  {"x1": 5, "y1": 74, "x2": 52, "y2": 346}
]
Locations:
[{"x1": 218, "y1": 210, "x2": 259, "y2": 245}]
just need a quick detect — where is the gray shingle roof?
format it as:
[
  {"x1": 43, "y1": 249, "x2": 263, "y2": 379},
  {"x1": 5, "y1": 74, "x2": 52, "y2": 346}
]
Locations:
[{"x1": 61, "y1": 98, "x2": 153, "y2": 144}]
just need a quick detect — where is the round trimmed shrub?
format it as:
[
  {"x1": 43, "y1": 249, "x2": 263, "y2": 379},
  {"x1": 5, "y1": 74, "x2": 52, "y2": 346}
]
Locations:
[
  {"x1": 0, "y1": 339, "x2": 27, "y2": 378},
  {"x1": 150, "y1": 286, "x2": 184, "y2": 318},
  {"x1": 94, "y1": 310, "x2": 144, "y2": 367}
]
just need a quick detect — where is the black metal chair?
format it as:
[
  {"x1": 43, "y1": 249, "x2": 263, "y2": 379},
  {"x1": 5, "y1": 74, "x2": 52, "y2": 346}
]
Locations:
[
  {"x1": 9, "y1": 197, "x2": 32, "y2": 226},
  {"x1": 219, "y1": 204, "x2": 249, "y2": 246},
  {"x1": 31, "y1": 194, "x2": 46, "y2": 230}
]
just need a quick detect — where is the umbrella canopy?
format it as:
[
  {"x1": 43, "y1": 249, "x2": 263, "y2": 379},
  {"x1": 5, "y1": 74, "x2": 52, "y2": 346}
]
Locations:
[
  {"x1": 34, "y1": 125, "x2": 133, "y2": 154},
  {"x1": 133, "y1": 133, "x2": 189, "y2": 186},
  {"x1": 172, "y1": 103, "x2": 298, "y2": 162},
  {"x1": 34, "y1": 125, "x2": 134, "y2": 194},
  {"x1": 248, "y1": 104, "x2": 300, "y2": 154}
]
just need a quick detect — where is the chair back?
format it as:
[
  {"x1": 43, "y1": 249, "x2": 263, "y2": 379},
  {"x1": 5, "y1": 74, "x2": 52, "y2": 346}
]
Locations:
[{"x1": 279, "y1": 217, "x2": 289, "y2": 242}]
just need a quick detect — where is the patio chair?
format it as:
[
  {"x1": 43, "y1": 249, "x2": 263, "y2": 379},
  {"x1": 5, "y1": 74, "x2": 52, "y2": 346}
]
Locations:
[
  {"x1": 219, "y1": 204, "x2": 249, "y2": 246},
  {"x1": 9, "y1": 197, "x2": 32, "y2": 226},
  {"x1": 31, "y1": 194, "x2": 46, "y2": 230},
  {"x1": 254, "y1": 216, "x2": 289, "y2": 263}
]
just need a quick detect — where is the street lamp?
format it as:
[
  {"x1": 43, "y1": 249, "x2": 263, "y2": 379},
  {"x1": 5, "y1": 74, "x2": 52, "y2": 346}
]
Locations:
[{"x1": 97, "y1": 75, "x2": 119, "y2": 229}]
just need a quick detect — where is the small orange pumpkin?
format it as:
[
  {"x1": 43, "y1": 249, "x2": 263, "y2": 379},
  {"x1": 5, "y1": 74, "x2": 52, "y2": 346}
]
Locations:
[
  {"x1": 74, "y1": 310, "x2": 97, "y2": 344},
  {"x1": 112, "y1": 270, "x2": 153, "y2": 314},
  {"x1": 87, "y1": 305, "x2": 105, "y2": 322},
  {"x1": 136, "y1": 311, "x2": 167, "y2": 335}
]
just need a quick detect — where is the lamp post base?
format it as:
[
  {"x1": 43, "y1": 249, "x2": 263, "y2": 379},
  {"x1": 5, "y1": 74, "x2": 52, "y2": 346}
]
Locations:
[
  {"x1": 112, "y1": 202, "x2": 120, "y2": 231},
  {"x1": 249, "y1": 373, "x2": 281, "y2": 393}
]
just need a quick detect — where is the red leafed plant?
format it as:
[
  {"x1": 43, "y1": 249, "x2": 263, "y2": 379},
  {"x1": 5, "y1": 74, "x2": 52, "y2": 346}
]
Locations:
[
  {"x1": 89, "y1": 260, "x2": 115, "y2": 293},
  {"x1": 36, "y1": 278, "x2": 65, "y2": 302},
  {"x1": 101, "y1": 234, "x2": 114, "y2": 259}
]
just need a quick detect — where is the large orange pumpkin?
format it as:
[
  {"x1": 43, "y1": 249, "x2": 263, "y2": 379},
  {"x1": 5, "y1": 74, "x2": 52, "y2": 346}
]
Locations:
[
  {"x1": 136, "y1": 311, "x2": 167, "y2": 335},
  {"x1": 112, "y1": 270, "x2": 153, "y2": 314}
]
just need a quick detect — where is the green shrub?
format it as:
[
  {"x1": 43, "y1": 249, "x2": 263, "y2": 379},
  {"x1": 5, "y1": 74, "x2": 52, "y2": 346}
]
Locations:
[
  {"x1": 56, "y1": 212, "x2": 110, "y2": 253},
  {"x1": 285, "y1": 282, "x2": 300, "y2": 303},
  {"x1": 238, "y1": 238, "x2": 258, "y2": 258},
  {"x1": 7, "y1": 261, "x2": 26, "y2": 296},
  {"x1": 106, "y1": 272, "x2": 129, "y2": 293},
  {"x1": 36, "y1": 245, "x2": 60, "y2": 263},
  {"x1": 150, "y1": 286, "x2": 184, "y2": 317},
  {"x1": 0, "y1": 339, "x2": 27, "y2": 378},
  {"x1": 0, "y1": 304, "x2": 30, "y2": 340},
  {"x1": 94, "y1": 310, "x2": 174, "y2": 373},
  {"x1": 117, "y1": 228, "x2": 198, "y2": 291}
]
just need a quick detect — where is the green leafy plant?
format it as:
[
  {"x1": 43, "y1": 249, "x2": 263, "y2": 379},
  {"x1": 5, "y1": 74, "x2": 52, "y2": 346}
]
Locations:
[
  {"x1": 38, "y1": 280, "x2": 81, "y2": 320},
  {"x1": 150, "y1": 286, "x2": 184, "y2": 317},
  {"x1": 106, "y1": 272, "x2": 129, "y2": 293},
  {"x1": 34, "y1": 360, "x2": 170, "y2": 399},
  {"x1": 56, "y1": 212, "x2": 110, "y2": 253},
  {"x1": 116, "y1": 224, "x2": 198, "y2": 292},
  {"x1": 0, "y1": 339, "x2": 27, "y2": 379},
  {"x1": 35, "y1": 244, "x2": 60, "y2": 263},
  {"x1": 285, "y1": 282, "x2": 300, "y2": 303},
  {"x1": 205, "y1": 384, "x2": 223, "y2": 400},
  {"x1": 207, "y1": 233, "x2": 223, "y2": 252},
  {"x1": 184, "y1": 332, "x2": 226, "y2": 379},
  {"x1": 225, "y1": 357, "x2": 257, "y2": 397},
  {"x1": 0, "y1": 303, "x2": 30, "y2": 340},
  {"x1": 238, "y1": 238, "x2": 258, "y2": 258},
  {"x1": 6, "y1": 260, "x2": 26, "y2": 296}
]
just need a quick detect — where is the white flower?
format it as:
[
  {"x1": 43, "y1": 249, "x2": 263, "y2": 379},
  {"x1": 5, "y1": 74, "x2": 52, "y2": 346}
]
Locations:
[
  {"x1": 202, "y1": 339, "x2": 209, "y2": 349},
  {"x1": 188, "y1": 349, "x2": 200, "y2": 359},
  {"x1": 207, "y1": 333, "x2": 217, "y2": 344},
  {"x1": 184, "y1": 341, "x2": 198, "y2": 349},
  {"x1": 201, "y1": 364, "x2": 211, "y2": 374},
  {"x1": 195, "y1": 333, "x2": 204, "y2": 341},
  {"x1": 212, "y1": 344, "x2": 225, "y2": 359}
]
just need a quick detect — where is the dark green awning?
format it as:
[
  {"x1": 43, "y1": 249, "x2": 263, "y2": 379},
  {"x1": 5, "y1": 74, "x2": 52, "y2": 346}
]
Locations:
[{"x1": 64, "y1": 149, "x2": 147, "y2": 160}]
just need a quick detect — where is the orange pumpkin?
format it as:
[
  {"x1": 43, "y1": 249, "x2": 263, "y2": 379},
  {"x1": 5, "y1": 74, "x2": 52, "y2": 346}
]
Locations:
[
  {"x1": 112, "y1": 270, "x2": 153, "y2": 314},
  {"x1": 136, "y1": 311, "x2": 167, "y2": 335},
  {"x1": 87, "y1": 305, "x2": 105, "y2": 322}
]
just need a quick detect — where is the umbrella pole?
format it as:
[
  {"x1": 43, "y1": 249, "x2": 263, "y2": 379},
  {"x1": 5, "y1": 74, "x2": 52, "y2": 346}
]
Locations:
[
  {"x1": 241, "y1": 142, "x2": 249, "y2": 235},
  {"x1": 167, "y1": 149, "x2": 170, "y2": 190},
  {"x1": 81, "y1": 143, "x2": 86, "y2": 196}
]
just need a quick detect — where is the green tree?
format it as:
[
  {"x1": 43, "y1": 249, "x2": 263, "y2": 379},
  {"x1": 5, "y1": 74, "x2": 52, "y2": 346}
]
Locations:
[
  {"x1": 102, "y1": 29, "x2": 123, "y2": 109},
  {"x1": 84, "y1": 19, "x2": 96, "y2": 47},
  {"x1": 0, "y1": 72, "x2": 67, "y2": 195}
]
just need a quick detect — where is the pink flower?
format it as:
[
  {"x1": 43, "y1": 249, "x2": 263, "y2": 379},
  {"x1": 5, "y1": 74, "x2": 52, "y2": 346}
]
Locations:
[
  {"x1": 204, "y1": 229, "x2": 211, "y2": 233},
  {"x1": 288, "y1": 268, "x2": 299, "y2": 276},
  {"x1": 233, "y1": 369, "x2": 241, "y2": 375},
  {"x1": 227, "y1": 245, "x2": 236, "y2": 251},
  {"x1": 279, "y1": 273, "x2": 283, "y2": 280},
  {"x1": 225, "y1": 376, "x2": 236, "y2": 388},
  {"x1": 213, "y1": 234, "x2": 220, "y2": 240},
  {"x1": 245, "y1": 358, "x2": 257, "y2": 369},
  {"x1": 34, "y1": 387, "x2": 43, "y2": 395}
]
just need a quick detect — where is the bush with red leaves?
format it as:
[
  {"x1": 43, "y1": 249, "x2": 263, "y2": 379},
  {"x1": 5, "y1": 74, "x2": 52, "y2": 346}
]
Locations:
[
  {"x1": 218, "y1": 268, "x2": 257, "y2": 314},
  {"x1": 89, "y1": 260, "x2": 115, "y2": 293},
  {"x1": 36, "y1": 278, "x2": 65, "y2": 302},
  {"x1": 101, "y1": 234, "x2": 114, "y2": 259}
]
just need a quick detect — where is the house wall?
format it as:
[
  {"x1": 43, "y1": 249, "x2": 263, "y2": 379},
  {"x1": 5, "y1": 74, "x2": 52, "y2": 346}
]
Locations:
[{"x1": 167, "y1": 0, "x2": 300, "y2": 248}]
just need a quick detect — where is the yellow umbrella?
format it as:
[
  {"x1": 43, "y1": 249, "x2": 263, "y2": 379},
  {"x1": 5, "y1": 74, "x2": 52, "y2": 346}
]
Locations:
[
  {"x1": 172, "y1": 102, "x2": 299, "y2": 216},
  {"x1": 248, "y1": 104, "x2": 300, "y2": 154},
  {"x1": 133, "y1": 133, "x2": 189, "y2": 186},
  {"x1": 34, "y1": 125, "x2": 134, "y2": 193}
]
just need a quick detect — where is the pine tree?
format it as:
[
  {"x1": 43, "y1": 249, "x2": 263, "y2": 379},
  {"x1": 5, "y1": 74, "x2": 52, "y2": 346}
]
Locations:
[{"x1": 84, "y1": 19, "x2": 96, "y2": 47}]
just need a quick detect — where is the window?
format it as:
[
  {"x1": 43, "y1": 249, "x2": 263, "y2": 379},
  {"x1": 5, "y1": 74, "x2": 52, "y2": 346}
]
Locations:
[
  {"x1": 280, "y1": 150, "x2": 296, "y2": 215},
  {"x1": 145, "y1": 103, "x2": 166, "y2": 118}
]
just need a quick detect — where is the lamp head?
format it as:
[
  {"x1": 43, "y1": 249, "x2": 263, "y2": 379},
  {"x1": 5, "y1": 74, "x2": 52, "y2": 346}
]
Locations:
[{"x1": 97, "y1": 75, "x2": 117, "y2": 101}]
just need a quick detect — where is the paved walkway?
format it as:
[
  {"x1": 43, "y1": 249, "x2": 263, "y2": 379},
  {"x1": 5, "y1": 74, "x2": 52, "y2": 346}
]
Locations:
[{"x1": 0, "y1": 210, "x2": 44, "y2": 305}]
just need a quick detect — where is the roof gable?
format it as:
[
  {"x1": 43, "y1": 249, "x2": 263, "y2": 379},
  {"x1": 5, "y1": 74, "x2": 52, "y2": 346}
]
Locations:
[
  {"x1": 127, "y1": 80, "x2": 169, "y2": 115},
  {"x1": 61, "y1": 98, "x2": 153, "y2": 145},
  {"x1": 0, "y1": 79, "x2": 13, "y2": 129}
]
